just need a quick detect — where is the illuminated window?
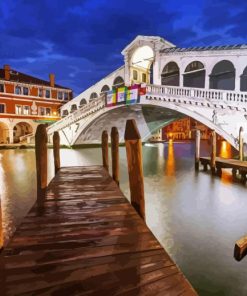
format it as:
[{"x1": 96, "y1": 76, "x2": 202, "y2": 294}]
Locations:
[
  {"x1": 23, "y1": 87, "x2": 29, "y2": 96},
  {"x1": 133, "y1": 70, "x2": 138, "y2": 80},
  {"x1": 15, "y1": 86, "x2": 22, "y2": 95},
  {"x1": 45, "y1": 89, "x2": 50, "y2": 98},
  {"x1": 15, "y1": 105, "x2": 22, "y2": 114},
  {"x1": 0, "y1": 104, "x2": 5, "y2": 113},
  {"x1": 38, "y1": 88, "x2": 43, "y2": 97},
  {"x1": 142, "y1": 73, "x2": 146, "y2": 82},
  {"x1": 23, "y1": 106, "x2": 30, "y2": 115},
  {"x1": 58, "y1": 91, "x2": 63, "y2": 100},
  {"x1": 0, "y1": 84, "x2": 4, "y2": 92}
]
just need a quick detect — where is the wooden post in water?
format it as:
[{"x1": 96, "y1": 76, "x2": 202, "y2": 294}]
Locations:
[
  {"x1": 35, "y1": 124, "x2": 48, "y2": 200},
  {"x1": 102, "y1": 130, "x2": 109, "y2": 172},
  {"x1": 124, "y1": 119, "x2": 145, "y2": 220},
  {"x1": 53, "y1": 131, "x2": 60, "y2": 174},
  {"x1": 210, "y1": 130, "x2": 216, "y2": 174},
  {"x1": 239, "y1": 127, "x2": 244, "y2": 161},
  {"x1": 195, "y1": 129, "x2": 201, "y2": 171},
  {"x1": 0, "y1": 200, "x2": 3, "y2": 250},
  {"x1": 111, "y1": 127, "x2": 119, "y2": 185}
]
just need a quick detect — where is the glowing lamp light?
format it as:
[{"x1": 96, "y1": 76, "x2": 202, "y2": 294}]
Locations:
[{"x1": 53, "y1": 111, "x2": 57, "y2": 116}]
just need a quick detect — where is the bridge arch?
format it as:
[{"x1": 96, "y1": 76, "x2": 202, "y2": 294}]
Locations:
[
  {"x1": 70, "y1": 104, "x2": 77, "y2": 113},
  {"x1": 240, "y1": 66, "x2": 247, "y2": 92},
  {"x1": 101, "y1": 85, "x2": 110, "y2": 94},
  {"x1": 161, "y1": 61, "x2": 180, "y2": 86},
  {"x1": 89, "y1": 92, "x2": 98, "y2": 102},
  {"x1": 183, "y1": 61, "x2": 205, "y2": 88},
  {"x1": 62, "y1": 110, "x2": 69, "y2": 117},
  {"x1": 112, "y1": 76, "x2": 124, "y2": 89},
  {"x1": 80, "y1": 98, "x2": 87, "y2": 106},
  {"x1": 210, "y1": 60, "x2": 235, "y2": 90}
]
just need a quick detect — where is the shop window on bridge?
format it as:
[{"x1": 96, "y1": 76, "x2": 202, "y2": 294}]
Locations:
[
  {"x1": 240, "y1": 66, "x2": 247, "y2": 92},
  {"x1": 80, "y1": 98, "x2": 87, "y2": 106},
  {"x1": 100, "y1": 85, "x2": 110, "y2": 95},
  {"x1": 210, "y1": 60, "x2": 235, "y2": 90},
  {"x1": 0, "y1": 83, "x2": 4, "y2": 92},
  {"x1": 89, "y1": 92, "x2": 98, "y2": 102},
  {"x1": 70, "y1": 104, "x2": 77, "y2": 112},
  {"x1": 112, "y1": 76, "x2": 124, "y2": 89},
  {"x1": 133, "y1": 70, "x2": 138, "y2": 81},
  {"x1": 161, "y1": 62, "x2": 180, "y2": 86},
  {"x1": 142, "y1": 73, "x2": 147, "y2": 83},
  {"x1": 183, "y1": 61, "x2": 205, "y2": 88},
  {"x1": 62, "y1": 110, "x2": 69, "y2": 117},
  {"x1": 0, "y1": 104, "x2": 5, "y2": 113}
]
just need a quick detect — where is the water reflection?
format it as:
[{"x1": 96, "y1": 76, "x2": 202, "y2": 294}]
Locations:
[
  {"x1": 219, "y1": 140, "x2": 232, "y2": 158},
  {"x1": 165, "y1": 141, "x2": 175, "y2": 176}
]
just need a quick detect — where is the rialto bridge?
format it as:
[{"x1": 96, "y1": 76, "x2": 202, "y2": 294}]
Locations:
[{"x1": 46, "y1": 35, "x2": 247, "y2": 150}]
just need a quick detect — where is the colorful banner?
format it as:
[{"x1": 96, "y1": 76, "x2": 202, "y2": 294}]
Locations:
[
  {"x1": 105, "y1": 84, "x2": 146, "y2": 107},
  {"x1": 106, "y1": 90, "x2": 117, "y2": 107},
  {"x1": 117, "y1": 87, "x2": 127, "y2": 104}
]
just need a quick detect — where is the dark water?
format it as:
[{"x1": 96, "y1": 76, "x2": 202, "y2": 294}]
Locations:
[{"x1": 1, "y1": 141, "x2": 247, "y2": 295}]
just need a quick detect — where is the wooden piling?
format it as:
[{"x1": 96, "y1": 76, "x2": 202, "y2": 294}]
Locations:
[
  {"x1": 101, "y1": 130, "x2": 109, "y2": 172},
  {"x1": 0, "y1": 200, "x2": 3, "y2": 250},
  {"x1": 239, "y1": 127, "x2": 244, "y2": 161},
  {"x1": 234, "y1": 235, "x2": 247, "y2": 261},
  {"x1": 210, "y1": 130, "x2": 216, "y2": 174},
  {"x1": 53, "y1": 131, "x2": 60, "y2": 174},
  {"x1": 124, "y1": 119, "x2": 145, "y2": 220},
  {"x1": 111, "y1": 127, "x2": 119, "y2": 185},
  {"x1": 35, "y1": 124, "x2": 48, "y2": 200},
  {"x1": 195, "y1": 129, "x2": 200, "y2": 171}
]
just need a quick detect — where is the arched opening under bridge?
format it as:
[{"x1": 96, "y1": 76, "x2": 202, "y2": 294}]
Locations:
[{"x1": 13, "y1": 122, "x2": 33, "y2": 143}]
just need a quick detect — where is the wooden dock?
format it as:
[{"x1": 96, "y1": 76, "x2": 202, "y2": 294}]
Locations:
[
  {"x1": 0, "y1": 166, "x2": 197, "y2": 295},
  {"x1": 200, "y1": 156, "x2": 247, "y2": 181}
]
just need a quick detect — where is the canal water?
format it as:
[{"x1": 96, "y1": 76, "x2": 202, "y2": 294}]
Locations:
[{"x1": 0, "y1": 141, "x2": 247, "y2": 295}]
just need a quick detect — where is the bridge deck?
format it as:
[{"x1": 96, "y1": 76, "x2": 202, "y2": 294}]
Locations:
[
  {"x1": 0, "y1": 166, "x2": 196, "y2": 296},
  {"x1": 200, "y1": 156, "x2": 247, "y2": 171}
]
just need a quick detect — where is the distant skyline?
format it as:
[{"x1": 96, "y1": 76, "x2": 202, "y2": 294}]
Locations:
[{"x1": 0, "y1": 0, "x2": 246, "y2": 96}]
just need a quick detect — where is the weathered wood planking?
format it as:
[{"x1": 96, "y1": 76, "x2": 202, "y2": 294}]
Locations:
[{"x1": 1, "y1": 166, "x2": 197, "y2": 296}]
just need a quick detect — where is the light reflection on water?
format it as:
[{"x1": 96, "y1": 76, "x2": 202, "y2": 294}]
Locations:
[{"x1": 0, "y1": 142, "x2": 247, "y2": 295}]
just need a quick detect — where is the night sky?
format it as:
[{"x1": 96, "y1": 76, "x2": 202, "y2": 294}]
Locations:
[{"x1": 0, "y1": 0, "x2": 246, "y2": 96}]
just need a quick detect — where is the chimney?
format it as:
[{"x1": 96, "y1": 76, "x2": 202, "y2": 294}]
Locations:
[
  {"x1": 4, "y1": 65, "x2": 10, "y2": 81},
  {"x1": 49, "y1": 73, "x2": 55, "y2": 87}
]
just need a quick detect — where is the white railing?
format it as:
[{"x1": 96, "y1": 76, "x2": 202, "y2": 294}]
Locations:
[
  {"x1": 47, "y1": 95, "x2": 106, "y2": 134},
  {"x1": 146, "y1": 84, "x2": 247, "y2": 105},
  {"x1": 19, "y1": 133, "x2": 34, "y2": 143}
]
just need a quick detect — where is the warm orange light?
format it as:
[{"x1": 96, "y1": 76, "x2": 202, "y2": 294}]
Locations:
[
  {"x1": 169, "y1": 139, "x2": 173, "y2": 144},
  {"x1": 53, "y1": 111, "x2": 57, "y2": 116},
  {"x1": 219, "y1": 140, "x2": 232, "y2": 159}
]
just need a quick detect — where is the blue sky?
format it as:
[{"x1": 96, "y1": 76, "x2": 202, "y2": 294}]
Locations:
[{"x1": 0, "y1": 0, "x2": 246, "y2": 96}]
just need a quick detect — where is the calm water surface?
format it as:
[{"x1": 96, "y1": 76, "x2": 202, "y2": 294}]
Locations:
[{"x1": 0, "y1": 141, "x2": 247, "y2": 295}]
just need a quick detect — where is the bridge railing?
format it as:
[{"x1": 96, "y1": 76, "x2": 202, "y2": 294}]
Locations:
[
  {"x1": 146, "y1": 84, "x2": 247, "y2": 105},
  {"x1": 47, "y1": 95, "x2": 106, "y2": 134}
]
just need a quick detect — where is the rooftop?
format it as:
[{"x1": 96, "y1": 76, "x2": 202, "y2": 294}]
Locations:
[
  {"x1": 0, "y1": 68, "x2": 71, "y2": 90},
  {"x1": 160, "y1": 44, "x2": 247, "y2": 53}
]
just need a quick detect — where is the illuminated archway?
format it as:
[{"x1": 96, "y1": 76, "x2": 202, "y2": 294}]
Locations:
[
  {"x1": 130, "y1": 45, "x2": 154, "y2": 84},
  {"x1": 13, "y1": 122, "x2": 33, "y2": 143}
]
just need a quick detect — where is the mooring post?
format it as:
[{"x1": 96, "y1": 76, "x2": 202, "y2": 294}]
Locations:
[
  {"x1": 124, "y1": 119, "x2": 145, "y2": 220},
  {"x1": 111, "y1": 127, "x2": 119, "y2": 185},
  {"x1": 53, "y1": 131, "x2": 60, "y2": 174},
  {"x1": 102, "y1": 130, "x2": 109, "y2": 172},
  {"x1": 195, "y1": 129, "x2": 201, "y2": 171},
  {"x1": 0, "y1": 200, "x2": 3, "y2": 250},
  {"x1": 210, "y1": 130, "x2": 216, "y2": 174},
  {"x1": 35, "y1": 124, "x2": 48, "y2": 200},
  {"x1": 239, "y1": 127, "x2": 244, "y2": 161}
]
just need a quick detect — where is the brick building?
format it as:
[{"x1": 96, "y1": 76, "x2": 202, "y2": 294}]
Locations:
[{"x1": 0, "y1": 65, "x2": 73, "y2": 143}]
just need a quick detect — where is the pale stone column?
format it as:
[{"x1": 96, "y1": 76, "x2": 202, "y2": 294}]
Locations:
[{"x1": 8, "y1": 129, "x2": 14, "y2": 144}]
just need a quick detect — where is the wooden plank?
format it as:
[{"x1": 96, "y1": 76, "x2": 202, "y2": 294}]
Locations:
[{"x1": 1, "y1": 166, "x2": 197, "y2": 295}]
